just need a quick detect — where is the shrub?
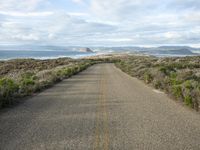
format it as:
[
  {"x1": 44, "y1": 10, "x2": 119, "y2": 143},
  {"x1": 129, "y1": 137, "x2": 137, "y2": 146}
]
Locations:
[
  {"x1": 159, "y1": 66, "x2": 174, "y2": 75},
  {"x1": 55, "y1": 70, "x2": 65, "y2": 81},
  {"x1": 79, "y1": 64, "x2": 87, "y2": 71},
  {"x1": 62, "y1": 68, "x2": 72, "y2": 77},
  {"x1": 19, "y1": 72, "x2": 37, "y2": 95},
  {"x1": 153, "y1": 80, "x2": 162, "y2": 89},
  {"x1": 177, "y1": 70, "x2": 194, "y2": 81},
  {"x1": 0, "y1": 78, "x2": 19, "y2": 107},
  {"x1": 66, "y1": 68, "x2": 72, "y2": 76},
  {"x1": 56, "y1": 70, "x2": 63, "y2": 77},
  {"x1": 144, "y1": 72, "x2": 153, "y2": 84},
  {"x1": 184, "y1": 95, "x2": 193, "y2": 107},
  {"x1": 193, "y1": 88, "x2": 200, "y2": 111},
  {"x1": 21, "y1": 72, "x2": 37, "y2": 80},
  {"x1": 172, "y1": 85, "x2": 183, "y2": 99},
  {"x1": 159, "y1": 66, "x2": 168, "y2": 75},
  {"x1": 170, "y1": 72, "x2": 177, "y2": 78},
  {"x1": 169, "y1": 78, "x2": 182, "y2": 86},
  {"x1": 184, "y1": 80, "x2": 193, "y2": 90}
]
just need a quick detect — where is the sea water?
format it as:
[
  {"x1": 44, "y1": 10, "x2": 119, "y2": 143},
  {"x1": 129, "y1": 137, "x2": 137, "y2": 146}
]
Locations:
[{"x1": 0, "y1": 50, "x2": 96, "y2": 60}]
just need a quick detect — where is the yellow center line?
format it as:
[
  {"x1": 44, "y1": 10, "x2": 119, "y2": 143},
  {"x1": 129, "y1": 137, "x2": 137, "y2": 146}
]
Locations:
[
  {"x1": 94, "y1": 66, "x2": 110, "y2": 150},
  {"x1": 94, "y1": 77, "x2": 102, "y2": 150},
  {"x1": 102, "y1": 77, "x2": 109, "y2": 150}
]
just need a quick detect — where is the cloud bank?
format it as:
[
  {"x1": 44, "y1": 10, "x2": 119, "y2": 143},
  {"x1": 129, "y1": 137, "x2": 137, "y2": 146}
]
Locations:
[{"x1": 0, "y1": 0, "x2": 199, "y2": 46}]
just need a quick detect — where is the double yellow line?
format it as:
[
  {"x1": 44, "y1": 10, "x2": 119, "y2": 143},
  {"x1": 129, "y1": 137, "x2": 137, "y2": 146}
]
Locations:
[{"x1": 94, "y1": 67, "x2": 110, "y2": 150}]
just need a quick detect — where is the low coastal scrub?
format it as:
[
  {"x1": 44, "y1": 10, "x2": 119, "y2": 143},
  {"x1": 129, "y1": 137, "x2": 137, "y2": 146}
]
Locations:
[
  {"x1": 0, "y1": 58, "x2": 97, "y2": 108},
  {"x1": 116, "y1": 56, "x2": 200, "y2": 111},
  {"x1": 0, "y1": 78, "x2": 19, "y2": 107}
]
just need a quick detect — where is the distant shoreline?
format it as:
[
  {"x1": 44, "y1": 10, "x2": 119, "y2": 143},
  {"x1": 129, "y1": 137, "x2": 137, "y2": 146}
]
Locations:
[
  {"x1": 0, "y1": 50, "x2": 97, "y2": 60},
  {"x1": 0, "y1": 53, "x2": 199, "y2": 61},
  {"x1": 0, "y1": 45, "x2": 200, "y2": 60}
]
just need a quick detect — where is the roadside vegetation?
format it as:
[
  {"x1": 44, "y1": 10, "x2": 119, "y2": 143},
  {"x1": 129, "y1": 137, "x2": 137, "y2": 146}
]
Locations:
[
  {"x1": 115, "y1": 55, "x2": 200, "y2": 111},
  {"x1": 1, "y1": 54, "x2": 199, "y2": 112},
  {"x1": 0, "y1": 58, "x2": 103, "y2": 108}
]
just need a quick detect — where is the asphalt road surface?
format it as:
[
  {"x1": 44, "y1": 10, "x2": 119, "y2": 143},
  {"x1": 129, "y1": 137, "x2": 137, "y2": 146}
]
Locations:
[{"x1": 0, "y1": 64, "x2": 200, "y2": 150}]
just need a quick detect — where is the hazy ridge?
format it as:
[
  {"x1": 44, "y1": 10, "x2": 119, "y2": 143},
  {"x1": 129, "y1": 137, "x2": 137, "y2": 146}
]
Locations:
[{"x1": 0, "y1": 45, "x2": 200, "y2": 60}]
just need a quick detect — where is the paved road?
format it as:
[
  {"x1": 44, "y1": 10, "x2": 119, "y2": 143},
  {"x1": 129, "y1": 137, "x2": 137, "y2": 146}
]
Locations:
[{"x1": 0, "y1": 64, "x2": 200, "y2": 150}]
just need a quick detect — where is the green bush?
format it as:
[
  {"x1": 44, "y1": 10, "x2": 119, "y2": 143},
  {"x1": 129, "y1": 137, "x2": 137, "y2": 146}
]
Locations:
[
  {"x1": 19, "y1": 72, "x2": 37, "y2": 95},
  {"x1": 79, "y1": 64, "x2": 87, "y2": 71},
  {"x1": 159, "y1": 65, "x2": 176, "y2": 76},
  {"x1": 66, "y1": 68, "x2": 72, "y2": 76},
  {"x1": 56, "y1": 70, "x2": 63, "y2": 78},
  {"x1": 172, "y1": 85, "x2": 183, "y2": 99},
  {"x1": 159, "y1": 66, "x2": 168, "y2": 75},
  {"x1": 169, "y1": 78, "x2": 182, "y2": 86},
  {"x1": 184, "y1": 95, "x2": 193, "y2": 107},
  {"x1": 170, "y1": 72, "x2": 177, "y2": 78},
  {"x1": 62, "y1": 68, "x2": 72, "y2": 77},
  {"x1": 0, "y1": 78, "x2": 19, "y2": 107},
  {"x1": 21, "y1": 72, "x2": 36, "y2": 80},
  {"x1": 70, "y1": 65, "x2": 82, "y2": 75},
  {"x1": 184, "y1": 80, "x2": 193, "y2": 90}
]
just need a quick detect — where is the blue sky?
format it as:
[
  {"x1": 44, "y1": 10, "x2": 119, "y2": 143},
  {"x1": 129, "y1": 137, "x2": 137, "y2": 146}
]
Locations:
[{"x1": 0, "y1": 0, "x2": 200, "y2": 47}]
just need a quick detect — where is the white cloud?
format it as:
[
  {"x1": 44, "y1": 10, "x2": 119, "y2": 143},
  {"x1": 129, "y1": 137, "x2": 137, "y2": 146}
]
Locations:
[
  {"x1": 67, "y1": 12, "x2": 88, "y2": 17},
  {"x1": 72, "y1": 0, "x2": 83, "y2": 4},
  {"x1": 0, "y1": 0, "x2": 46, "y2": 11},
  {"x1": 12, "y1": 34, "x2": 40, "y2": 41},
  {"x1": 0, "y1": 0, "x2": 199, "y2": 46},
  {"x1": 90, "y1": 0, "x2": 159, "y2": 21},
  {"x1": 0, "y1": 11, "x2": 53, "y2": 17},
  {"x1": 164, "y1": 32, "x2": 182, "y2": 39},
  {"x1": 0, "y1": 11, "x2": 117, "y2": 44}
]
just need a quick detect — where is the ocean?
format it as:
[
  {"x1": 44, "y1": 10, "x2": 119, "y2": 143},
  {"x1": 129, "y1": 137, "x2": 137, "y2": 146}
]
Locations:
[{"x1": 0, "y1": 50, "x2": 96, "y2": 60}]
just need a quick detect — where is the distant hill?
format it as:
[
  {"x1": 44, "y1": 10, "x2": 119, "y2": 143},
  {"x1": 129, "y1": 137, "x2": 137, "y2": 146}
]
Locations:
[
  {"x1": 79, "y1": 48, "x2": 94, "y2": 53},
  {"x1": 158, "y1": 46, "x2": 193, "y2": 50},
  {"x1": 0, "y1": 45, "x2": 199, "y2": 57},
  {"x1": 91, "y1": 46, "x2": 200, "y2": 56},
  {"x1": 141, "y1": 47, "x2": 196, "y2": 56},
  {"x1": 157, "y1": 49, "x2": 194, "y2": 55}
]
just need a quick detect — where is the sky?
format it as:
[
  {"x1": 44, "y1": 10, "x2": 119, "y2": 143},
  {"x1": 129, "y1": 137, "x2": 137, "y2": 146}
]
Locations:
[{"x1": 0, "y1": 0, "x2": 200, "y2": 47}]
